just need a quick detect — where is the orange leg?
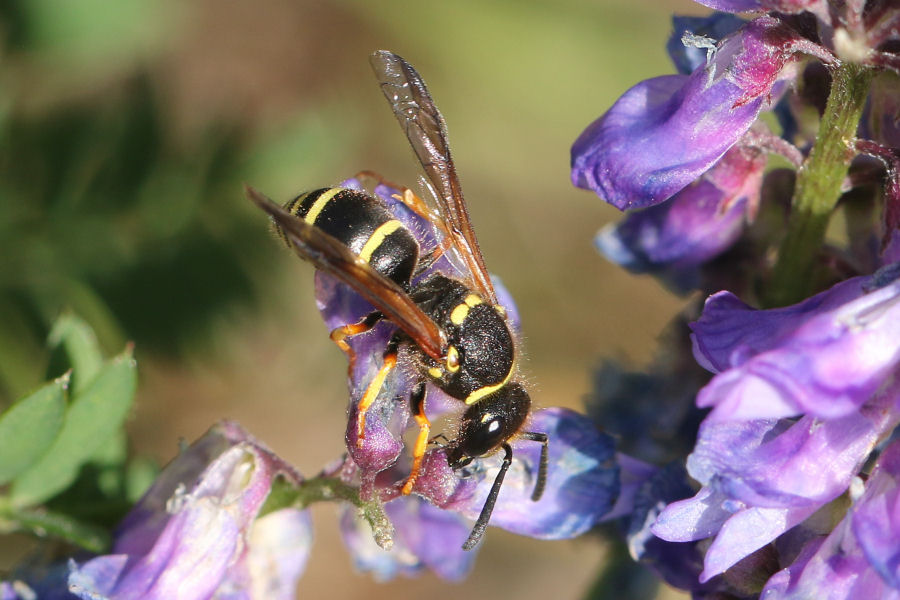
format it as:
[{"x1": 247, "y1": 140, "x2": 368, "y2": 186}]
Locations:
[
  {"x1": 401, "y1": 383, "x2": 429, "y2": 495},
  {"x1": 355, "y1": 351, "x2": 397, "y2": 447},
  {"x1": 395, "y1": 188, "x2": 441, "y2": 223},
  {"x1": 356, "y1": 170, "x2": 436, "y2": 222},
  {"x1": 330, "y1": 311, "x2": 383, "y2": 374}
]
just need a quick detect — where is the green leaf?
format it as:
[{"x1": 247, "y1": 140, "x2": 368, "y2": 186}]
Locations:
[
  {"x1": 0, "y1": 376, "x2": 68, "y2": 485},
  {"x1": 90, "y1": 428, "x2": 128, "y2": 466},
  {"x1": 10, "y1": 348, "x2": 137, "y2": 506},
  {"x1": 47, "y1": 312, "x2": 104, "y2": 395},
  {"x1": 124, "y1": 456, "x2": 158, "y2": 503}
]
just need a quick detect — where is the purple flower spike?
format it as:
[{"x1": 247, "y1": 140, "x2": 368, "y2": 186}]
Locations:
[
  {"x1": 693, "y1": 270, "x2": 900, "y2": 422},
  {"x1": 572, "y1": 16, "x2": 818, "y2": 210},
  {"x1": 595, "y1": 144, "x2": 763, "y2": 280},
  {"x1": 68, "y1": 422, "x2": 311, "y2": 600},
  {"x1": 339, "y1": 496, "x2": 476, "y2": 581}
]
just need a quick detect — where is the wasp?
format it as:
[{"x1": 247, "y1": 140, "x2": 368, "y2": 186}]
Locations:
[{"x1": 246, "y1": 50, "x2": 548, "y2": 550}]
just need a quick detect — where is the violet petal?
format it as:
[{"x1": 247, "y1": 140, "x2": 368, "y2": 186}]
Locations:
[
  {"x1": 447, "y1": 408, "x2": 619, "y2": 540},
  {"x1": 595, "y1": 144, "x2": 763, "y2": 275},
  {"x1": 693, "y1": 271, "x2": 900, "y2": 421},
  {"x1": 572, "y1": 17, "x2": 807, "y2": 209}
]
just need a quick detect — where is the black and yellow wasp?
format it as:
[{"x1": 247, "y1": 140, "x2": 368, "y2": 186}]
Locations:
[{"x1": 247, "y1": 50, "x2": 548, "y2": 550}]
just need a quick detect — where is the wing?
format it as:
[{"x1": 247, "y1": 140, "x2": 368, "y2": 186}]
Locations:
[
  {"x1": 246, "y1": 185, "x2": 447, "y2": 360},
  {"x1": 370, "y1": 50, "x2": 497, "y2": 303}
]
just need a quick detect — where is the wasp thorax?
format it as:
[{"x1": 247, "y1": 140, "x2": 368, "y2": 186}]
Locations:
[{"x1": 414, "y1": 275, "x2": 517, "y2": 402}]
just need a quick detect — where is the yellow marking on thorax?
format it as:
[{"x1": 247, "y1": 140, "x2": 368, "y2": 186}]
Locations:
[
  {"x1": 450, "y1": 294, "x2": 484, "y2": 326},
  {"x1": 465, "y1": 364, "x2": 515, "y2": 405},
  {"x1": 303, "y1": 188, "x2": 344, "y2": 225},
  {"x1": 358, "y1": 220, "x2": 402, "y2": 263},
  {"x1": 428, "y1": 367, "x2": 443, "y2": 379},
  {"x1": 450, "y1": 304, "x2": 469, "y2": 326}
]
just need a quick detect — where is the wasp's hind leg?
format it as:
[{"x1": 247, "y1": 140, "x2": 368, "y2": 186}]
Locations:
[
  {"x1": 354, "y1": 332, "x2": 400, "y2": 447},
  {"x1": 401, "y1": 381, "x2": 429, "y2": 495}
]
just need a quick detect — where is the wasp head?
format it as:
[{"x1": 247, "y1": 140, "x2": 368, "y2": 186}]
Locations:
[{"x1": 446, "y1": 382, "x2": 531, "y2": 469}]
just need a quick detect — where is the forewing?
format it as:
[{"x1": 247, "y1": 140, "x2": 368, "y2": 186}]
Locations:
[
  {"x1": 369, "y1": 50, "x2": 496, "y2": 303},
  {"x1": 246, "y1": 185, "x2": 446, "y2": 359}
]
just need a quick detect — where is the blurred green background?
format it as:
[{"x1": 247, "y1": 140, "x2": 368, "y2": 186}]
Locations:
[{"x1": 0, "y1": 0, "x2": 703, "y2": 597}]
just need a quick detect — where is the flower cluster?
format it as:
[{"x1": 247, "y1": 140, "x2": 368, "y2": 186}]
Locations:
[{"x1": 573, "y1": 0, "x2": 900, "y2": 597}]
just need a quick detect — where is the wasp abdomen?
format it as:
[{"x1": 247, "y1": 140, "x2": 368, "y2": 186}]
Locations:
[{"x1": 282, "y1": 187, "x2": 419, "y2": 287}]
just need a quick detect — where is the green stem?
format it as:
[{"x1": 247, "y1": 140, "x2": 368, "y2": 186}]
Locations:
[
  {"x1": 0, "y1": 500, "x2": 110, "y2": 553},
  {"x1": 765, "y1": 62, "x2": 874, "y2": 307},
  {"x1": 260, "y1": 475, "x2": 395, "y2": 550}
]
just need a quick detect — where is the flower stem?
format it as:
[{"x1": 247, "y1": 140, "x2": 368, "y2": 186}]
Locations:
[
  {"x1": 260, "y1": 474, "x2": 395, "y2": 550},
  {"x1": 766, "y1": 62, "x2": 873, "y2": 307}
]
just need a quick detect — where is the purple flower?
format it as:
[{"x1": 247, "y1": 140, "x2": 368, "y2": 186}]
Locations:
[
  {"x1": 761, "y1": 441, "x2": 900, "y2": 599},
  {"x1": 401, "y1": 408, "x2": 620, "y2": 541},
  {"x1": 67, "y1": 422, "x2": 312, "y2": 600},
  {"x1": 595, "y1": 143, "x2": 764, "y2": 288},
  {"x1": 652, "y1": 266, "x2": 900, "y2": 581},
  {"x1": 571, "y1": 15, "x2": 828, "y2": 210},
  {"x1": 692, "y1": 270, "x2": 900, "y2": 422},
  {"x1": 0, "y1": 583, "x2": 15, "y2": 600},
  {"x1": 571, "y1": 0, "x2": 900, "y2": 595}
]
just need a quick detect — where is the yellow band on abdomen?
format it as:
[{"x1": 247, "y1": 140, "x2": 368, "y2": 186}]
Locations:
[
  {"x1": 303, "y1": 188, "x2": 344, "y2": 225},
  {"x1": 358, "y1": 219, "x2": 402, "y2": 263}
]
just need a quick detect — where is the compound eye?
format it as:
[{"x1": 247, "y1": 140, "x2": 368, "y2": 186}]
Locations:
[{"x1": 464, "y1": 414, "x2": 506, "y2": 457}]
